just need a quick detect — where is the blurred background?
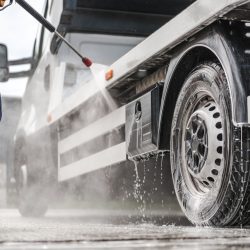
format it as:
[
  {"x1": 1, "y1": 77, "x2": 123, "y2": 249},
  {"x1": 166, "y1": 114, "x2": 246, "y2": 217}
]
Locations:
[{"x1": 0, "y1": 0, "x2": 44, "y2": 207}]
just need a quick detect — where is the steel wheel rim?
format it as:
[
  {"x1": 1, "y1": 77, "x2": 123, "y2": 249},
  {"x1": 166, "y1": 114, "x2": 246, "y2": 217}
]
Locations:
[{"x1": 181, "y1": 92, "x2": 224, "y2": 196}]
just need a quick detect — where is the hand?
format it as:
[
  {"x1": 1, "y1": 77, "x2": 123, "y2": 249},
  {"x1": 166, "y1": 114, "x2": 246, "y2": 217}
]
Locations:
[{"x1": 0, "y1": 0, "x2": 5, "y2": 7}]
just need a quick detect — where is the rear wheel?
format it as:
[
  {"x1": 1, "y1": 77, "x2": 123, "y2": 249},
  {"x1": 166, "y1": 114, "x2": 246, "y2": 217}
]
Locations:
[
  {"x1": 17, "y1": 164, "x2": 48, "y2": 217},
  {"x1": 14, "y1": 147, "x2": 48, "y2": 217},
  {"x1": 170, "y1": 61, "x2": 250, "y2": 226}
]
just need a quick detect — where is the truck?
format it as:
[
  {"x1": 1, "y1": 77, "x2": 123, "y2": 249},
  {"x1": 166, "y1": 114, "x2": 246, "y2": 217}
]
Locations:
[{"x1": 2, "y1": 0, "x2": 250, "y2": 227}]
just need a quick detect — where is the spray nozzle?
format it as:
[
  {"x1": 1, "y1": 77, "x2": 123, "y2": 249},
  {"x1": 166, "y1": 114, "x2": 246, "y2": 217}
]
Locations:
[{"x1": 82, "y1": 57, "x2": 92, "y2": 68}]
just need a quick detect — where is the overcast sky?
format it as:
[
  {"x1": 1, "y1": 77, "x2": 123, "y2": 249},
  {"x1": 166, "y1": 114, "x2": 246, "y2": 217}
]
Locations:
[{"x1": 0, "y1": 0, "x2": 45, "y2": 97}]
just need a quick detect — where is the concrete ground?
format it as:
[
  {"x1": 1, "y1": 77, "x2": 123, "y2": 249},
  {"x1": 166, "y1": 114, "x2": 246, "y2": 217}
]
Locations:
[{"x1": 0, "y1": 209, "x2": 249, "y2": 249}]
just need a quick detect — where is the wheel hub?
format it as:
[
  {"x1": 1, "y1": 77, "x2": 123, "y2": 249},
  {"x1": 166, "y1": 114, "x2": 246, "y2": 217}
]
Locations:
[
  {"x1": 186, "y1": 114, "x2": 208, "y2": 175},
  {"x1": 184, "y1": 101, "x2": 224, "y2": 192},
  {"x1": 191, "y1": 137, "x2": 199, "y2": 152}
]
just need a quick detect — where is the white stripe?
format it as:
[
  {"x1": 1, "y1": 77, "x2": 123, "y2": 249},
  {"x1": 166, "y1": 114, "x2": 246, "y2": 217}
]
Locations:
[
  {"x1": 58, "y1": 106, "x2": 125, "y2": 154},
  {"x1": 58, "y1": 142, "x2": 126, "y2": 181}
]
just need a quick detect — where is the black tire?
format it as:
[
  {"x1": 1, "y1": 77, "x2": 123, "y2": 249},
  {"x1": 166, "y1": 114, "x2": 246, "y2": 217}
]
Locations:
[
  {"x1": 14, "y1": 148, "x2": 48, "y2": 217},
  {"x1": 170, "y1": 61, "x2": 250, "y2": 226}
]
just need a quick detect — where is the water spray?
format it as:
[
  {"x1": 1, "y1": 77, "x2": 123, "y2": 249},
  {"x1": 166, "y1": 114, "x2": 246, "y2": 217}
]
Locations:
[{"x1": 4, "y1": 0, "x2": 93, "y2": 68}]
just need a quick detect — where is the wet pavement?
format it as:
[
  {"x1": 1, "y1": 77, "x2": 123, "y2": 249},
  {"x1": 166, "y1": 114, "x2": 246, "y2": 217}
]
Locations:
[{"x1": 0, "y1": 209, "x2": 249, "y2": 249}]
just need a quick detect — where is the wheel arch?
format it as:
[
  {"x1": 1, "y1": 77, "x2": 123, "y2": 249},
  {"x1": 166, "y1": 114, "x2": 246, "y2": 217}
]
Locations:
[{"x1": 158, "y1": 24, "x2": 248, "y2": 151}]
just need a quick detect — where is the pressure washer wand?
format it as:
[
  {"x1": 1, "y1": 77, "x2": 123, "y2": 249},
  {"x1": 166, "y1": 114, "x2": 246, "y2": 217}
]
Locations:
[{"x1": 15, "y1": 0, "x2": 92, "y2": 68}]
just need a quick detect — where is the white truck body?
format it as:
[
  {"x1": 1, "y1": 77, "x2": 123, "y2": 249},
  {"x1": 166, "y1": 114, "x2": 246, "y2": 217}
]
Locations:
[
  {"x1": 11, "y1": 0, "x2": 250, "y2": 225},
  {"x1": 39, "y1": 0, "x2": 249, "y2": 181}
]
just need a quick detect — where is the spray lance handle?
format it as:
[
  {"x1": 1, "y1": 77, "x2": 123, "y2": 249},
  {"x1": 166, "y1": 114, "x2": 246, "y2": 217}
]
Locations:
[{"x1": 15, "y1": 0, "x2": 92, "y2": 68}]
